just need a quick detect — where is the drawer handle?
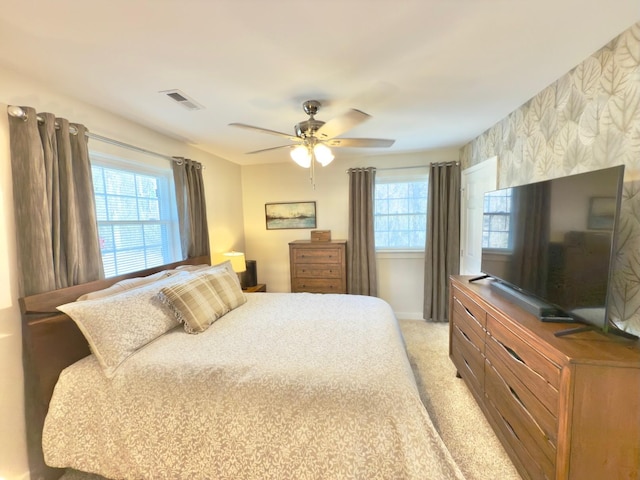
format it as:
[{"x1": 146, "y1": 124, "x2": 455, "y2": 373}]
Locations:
[
  {"x1": 463, "y1": 305, "x2": 476, "y2": 321},
  {"x1": 502, "y1": 342, "x2": 525, "y2": 365},
  {"x1": 509, "y1": 385, "x2": 525, "y2": 409},
  {"x1": 491, "y1": 335, "x2": 537, "y2": 371},
  {"x1": 463, "y1": 358, "x2": 471, "y2": 371},
  {"x1": 455, "y1": 297, "x2": 477, "y2": 322},
  {"x1": 459, "y1": 328, "x2": 472, "y2": 344},
  {"x1": 500, "y1": 412, "x2": 521, "y2": 442},
  {"x1": 462, "y1": 358, "x2": 479, "y2": 382}
]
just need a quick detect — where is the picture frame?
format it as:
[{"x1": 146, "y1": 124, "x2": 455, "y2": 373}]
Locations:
[
  {"x1": 265, "y1": 201, "x2": 317, "y2": 230},
  {"x1": 587, "y1": 197, "x2": 616, "y2": 230}
]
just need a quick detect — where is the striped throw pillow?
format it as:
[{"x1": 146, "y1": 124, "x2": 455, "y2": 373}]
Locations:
[
  {"x1": 158, "y1": 275, "x2": 230, "y2": 334},
  {"x1": 199, "y1": 269, "x2": 247, "y2": 310}
]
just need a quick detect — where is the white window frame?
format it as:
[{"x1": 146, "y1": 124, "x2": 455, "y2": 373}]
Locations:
[
  {"x1": 482, "y1": 187, "x2": 514, "y2": 253},
  {"x1": 90, "y1": 152, "x2": 181, "y2": 277},
  {"x1": 374, "y1": 170, "x2": 429, "y2": 252}
]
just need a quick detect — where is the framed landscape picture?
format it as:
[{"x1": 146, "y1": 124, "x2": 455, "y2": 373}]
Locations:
[
  {"x1": 588, "y1": 197, "x2": 616, "y2": 230},
  {"x1": 265, "y1": 201, "x2": 317, "y2": 230}
]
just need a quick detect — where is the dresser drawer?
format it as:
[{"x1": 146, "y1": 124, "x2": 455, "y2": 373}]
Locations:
[
  {"x1": 485, "y1": 361, "x2": 556, "y2": 480},
  {"x1": 452, "y1": 293, "x2": 485, "y2": 354},
  {"x1": 292, "y1": 247, "x2": 342, "y2": 264},
  {"x1": 451, "y1": 323, "x2": 485, "y2": 394},
  {"x1": 486, "y1": 335, "x2": 557, "y2": 446},
  {"x1": 483, "y1": 390, "x2": 551, "y2": 480},
  {"x1": 487, "y1": 314, "x2": 560, "y2": 412},
  {"x1": 294, "y1": 264, "x2": 342, "y2": 278},
  {"x1": 451, "y1": 286, "x2": 487, "y2": 328},
  {"x1": 290, "y1": 240, "x2": 347, "y2": 294},
  {"x1": 292, "y1": 278, "x2": 345, "y2": 293}
]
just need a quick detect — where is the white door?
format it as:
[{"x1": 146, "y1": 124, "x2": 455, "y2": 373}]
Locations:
[{"x1": 460, "y1": 157, "x2": 497, "y2": 275}]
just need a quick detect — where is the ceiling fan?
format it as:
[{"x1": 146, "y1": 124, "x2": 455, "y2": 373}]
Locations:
[{"x1": 229, "y1": 100, "x2": 395, "y2": 169}]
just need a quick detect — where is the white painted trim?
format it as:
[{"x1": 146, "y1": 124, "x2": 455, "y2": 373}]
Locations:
[
  {"x1": 376, "y1": 251, "x2": 425, "y2": 260},
  {"x1": 394, "y1": 311, "x2": 424, "y2": 321},
  {"x1": 0, "y1": 471, "x2": 32, "y2": 480}
]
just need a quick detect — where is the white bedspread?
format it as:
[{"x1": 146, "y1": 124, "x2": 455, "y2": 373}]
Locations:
[{"x1": 44, "y1": 293, "x2": 464, "y2": 479}]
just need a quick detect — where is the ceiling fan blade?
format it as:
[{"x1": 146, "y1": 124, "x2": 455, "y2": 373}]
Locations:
[
  {"x1": 245, "y1": 144, "x2": 295, "y2": 155},
  {"x1": 229, "y1": 123, "x2": 298, "y2": 141},
  {"x1": 326, "y1": 138, "x2": 395, "y2": 148},
  {"x1": 316, "y1": 109, "x2": 370, "y2": 140}
]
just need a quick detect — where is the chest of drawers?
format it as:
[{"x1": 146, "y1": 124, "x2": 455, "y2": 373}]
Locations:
[
  {"x1": 449, "y1": 275, "x2": 640, "y2": 480},
  {"x1": 289, "y1": 240, "x2": 347, "y2": 293}
]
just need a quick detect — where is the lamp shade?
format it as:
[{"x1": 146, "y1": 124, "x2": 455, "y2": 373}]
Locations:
[
  {"x1": 314, "y1": 143, "x2": 334, "y2": 166},
  {"x1": 223, "y1": 251, "x2": 246, "y2": 273},
  {"x1": 290, "y1": 145, "x2": 311, "y2": 168}
]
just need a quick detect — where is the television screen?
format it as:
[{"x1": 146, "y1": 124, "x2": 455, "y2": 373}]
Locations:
[{"x1": 480, "y1": 165, "x2": 625, "y2": 333}]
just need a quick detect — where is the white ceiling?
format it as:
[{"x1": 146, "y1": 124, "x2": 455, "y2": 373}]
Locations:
[{"x1": 0, "y1": 1, "x2": 638, "y2": 165}]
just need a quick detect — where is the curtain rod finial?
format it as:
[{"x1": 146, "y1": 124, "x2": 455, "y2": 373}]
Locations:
[{"x1": 7, "y1": 105, "x2": 27, "y2": 121}]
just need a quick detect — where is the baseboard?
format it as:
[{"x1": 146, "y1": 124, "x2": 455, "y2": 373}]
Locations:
[
  {"x1": 2, "y1": 471, "x2": 32, "y2": 480},
  {"x1": 395, "y1": 311, "x2": 424, "y2": 321}
]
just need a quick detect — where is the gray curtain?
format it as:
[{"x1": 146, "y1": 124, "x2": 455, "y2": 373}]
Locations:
[
  {"x1": 424, "y1": 162, "x2": 461, "y2": 322},
  {"x1": 172, "y1": 158, "x2": 210, "y2": 258},
  {"x1": 8, "y1": 107, "x2": 103, "y2": 296},
  {"x1": 510, "y1": 182, "x2": 551, "y2": 295},
  {"x1": 347, "y1": 167, "x2": 377, "y2": 296}
]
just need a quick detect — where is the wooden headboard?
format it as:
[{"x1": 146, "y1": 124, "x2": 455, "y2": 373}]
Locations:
[{"x1": 20, "y1": 255, "x2": 210, "y2": 480}]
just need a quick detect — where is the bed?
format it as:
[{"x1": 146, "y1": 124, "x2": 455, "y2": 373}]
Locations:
[{"x1": 20, "y1": 257, "x2": 465, "y2": 480}]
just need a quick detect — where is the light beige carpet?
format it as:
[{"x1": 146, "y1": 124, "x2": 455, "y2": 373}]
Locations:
[{"x1": 399, "y1": 319, "x2": 521, "y2": 480}]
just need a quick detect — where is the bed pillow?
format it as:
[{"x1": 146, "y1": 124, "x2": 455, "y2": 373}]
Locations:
[
  {"x1": 196, "y1": 260, "x2": 242, "y2": 288},
  {"x1": 174, "y1": 263, "x2": 211, "y2": 273},
  {"x1": 58, "y1": 274, "x2": 187, "y2": 377},
  {"x1": 158, "y1": 274, "x2": 230, "y2": 333},
  {"x1": 77, "y1": 269, "x2": 189, "y2": 301},
  {"x1": 201, "y1": 269, "x2": 247, "y2": 310}
]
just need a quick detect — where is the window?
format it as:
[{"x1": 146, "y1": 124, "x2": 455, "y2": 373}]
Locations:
[
  {"x1": 482, "y1": 188, "x2": 512, "y2": 250},
  {"x1": 374, "y1": 175, "x2": 428, "y2": 250},
  {"x1": 91, "y1": 155, "x2": 180, "y2": 277}
]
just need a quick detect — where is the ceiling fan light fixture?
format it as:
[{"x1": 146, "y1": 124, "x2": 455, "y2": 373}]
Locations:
[
  {"x1": 290, "y1": 144, "x2": 311, "y2": 168},
  {"x1": 314, "y1": 143, "x2": 334, "y2": 166}
]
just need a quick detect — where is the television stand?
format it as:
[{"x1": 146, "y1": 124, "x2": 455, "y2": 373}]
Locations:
[{"x1": 449, "y1": 275, "x2": 640, "y2": 480}]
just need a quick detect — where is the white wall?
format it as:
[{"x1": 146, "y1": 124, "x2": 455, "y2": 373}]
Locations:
[
  {"x1": 0, "y1": 66, "x2": 245, "y2": 480},
  {"x1": 240, "y1": 148, "x2": 459, "y2": 319}
]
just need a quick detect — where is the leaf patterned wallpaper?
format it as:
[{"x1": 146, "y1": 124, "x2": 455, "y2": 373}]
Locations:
[{"x1": 460, "y1": 22, "x2": 640, "y2": 336}]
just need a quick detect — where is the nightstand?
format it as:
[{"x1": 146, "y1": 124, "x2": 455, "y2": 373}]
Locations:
[{"x1": 243, "y1": 283, "x2": 266, "y2": 293}]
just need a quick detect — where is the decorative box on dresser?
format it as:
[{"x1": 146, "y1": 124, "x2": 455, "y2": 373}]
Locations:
[
  {"x1": 289, "y1": 240, "x2": 347, "y2": 293},
  {"x1": 449, "y1": 275, "x2": 640, "y2": 480}
]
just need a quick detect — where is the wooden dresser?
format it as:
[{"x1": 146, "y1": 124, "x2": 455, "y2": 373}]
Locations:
[
  {"x1": 449, "y1": 275, "x2": 640, "y2": 480},
  {"x1": 289, "y1": 240, "x2": 347, "y2": 293}
]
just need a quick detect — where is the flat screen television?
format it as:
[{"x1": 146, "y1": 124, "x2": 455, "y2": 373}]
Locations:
[{"x1": 476, "y1": 164, "x2": 635, "y2": 338}]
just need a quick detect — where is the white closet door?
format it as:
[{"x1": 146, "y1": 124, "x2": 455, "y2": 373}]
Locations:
[{"x1": 460, "y1": 157, "x2": 497, "y2": 275}]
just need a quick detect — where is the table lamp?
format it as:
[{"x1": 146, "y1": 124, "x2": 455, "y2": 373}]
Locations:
[{"x1": 223, "y1": 251, "x2": 246, "y2": 275}]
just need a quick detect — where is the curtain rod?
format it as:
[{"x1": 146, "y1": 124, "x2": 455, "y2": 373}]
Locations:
[
  {"x1": 7, "y1": 105, "x2": 196, "y2": 167},
  {"x1": 345, "y1": 162, "x2": 459, "y2": 173}
]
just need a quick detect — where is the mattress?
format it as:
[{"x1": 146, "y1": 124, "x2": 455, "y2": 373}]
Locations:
[{"x1": 44, "y1": 292, "x2": 464, "y2": 479}]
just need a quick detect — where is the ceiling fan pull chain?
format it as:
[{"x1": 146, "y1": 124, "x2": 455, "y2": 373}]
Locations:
[{"x1": 310, "y1": 149, "x2": 316, "y2": 190}]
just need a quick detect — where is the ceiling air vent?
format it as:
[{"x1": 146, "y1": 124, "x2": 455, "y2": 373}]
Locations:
[{"x1": 159, "y1": 89, "x2": 204, "y2": 111}]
